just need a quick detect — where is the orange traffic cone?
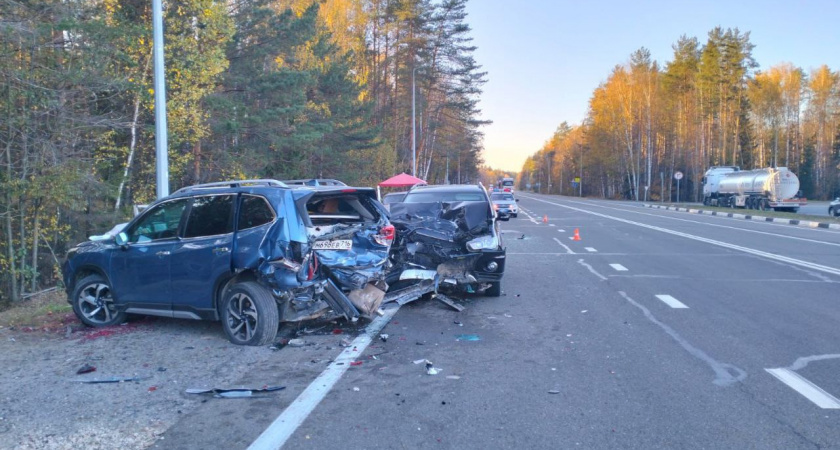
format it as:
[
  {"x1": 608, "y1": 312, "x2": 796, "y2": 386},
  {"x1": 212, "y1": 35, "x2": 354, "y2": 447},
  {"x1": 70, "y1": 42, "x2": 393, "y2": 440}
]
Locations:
[
  {"x1": 542, "y1": 215, "x2": 549, "y2": 223},
  {"x1": 573, "y1": 228, "x2": 581, "y2": 241}
]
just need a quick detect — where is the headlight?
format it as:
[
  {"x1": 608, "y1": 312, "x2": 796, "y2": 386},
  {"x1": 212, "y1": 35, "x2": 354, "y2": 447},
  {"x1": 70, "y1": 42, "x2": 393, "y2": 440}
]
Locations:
[{"x1": 466, "y1": 234, "x2": 499, "y2": 251}]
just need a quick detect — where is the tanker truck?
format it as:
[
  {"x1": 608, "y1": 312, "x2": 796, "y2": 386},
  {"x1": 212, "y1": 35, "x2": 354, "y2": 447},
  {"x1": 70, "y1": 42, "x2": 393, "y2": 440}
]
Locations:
[{"x1": 702, "y1": 166, "x2": 807, "y2": 212}]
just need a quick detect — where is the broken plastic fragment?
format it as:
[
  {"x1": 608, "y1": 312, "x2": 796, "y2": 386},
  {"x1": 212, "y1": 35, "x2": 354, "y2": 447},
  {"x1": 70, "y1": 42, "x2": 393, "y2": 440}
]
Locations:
[
  {"x1": 77, "y1": 376, "x2": 151, "y2": 384},
  {"x1": 548, "y1": 390, "x2": 561, "y2": 394},
  {"x1": 445, "y1": 375, "x2": 461, "y2": 380},
  {"x1": 288, "y1": 338, "x2": 305, "y2": 347},
  {"x1": 379, "y1": 333, "x2": 389, "y2": 342},
  {"x1": 76, "y1": 364, "x2": 96, "y2": 375},
  {"x1": 350, "y1": 361, "x2": 363, "y2": 366},
  {"x1": 426, "y1": 364, "x2": 440, "y2": 375},
  {"x1": 455, "y1": 334, "x2": 480, "y2": 341}
]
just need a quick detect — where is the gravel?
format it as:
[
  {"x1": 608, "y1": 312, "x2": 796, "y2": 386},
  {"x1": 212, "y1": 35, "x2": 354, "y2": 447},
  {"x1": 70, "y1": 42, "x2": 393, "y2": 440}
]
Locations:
[{"x1": 0, "y1": 315, "x2": 278, "y2": 450}]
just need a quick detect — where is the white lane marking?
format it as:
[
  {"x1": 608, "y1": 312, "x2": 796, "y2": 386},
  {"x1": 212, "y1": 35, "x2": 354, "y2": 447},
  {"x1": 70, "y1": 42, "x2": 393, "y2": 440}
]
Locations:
[
  {"x1": 656, "y1": 294, "x2": 689, "y2": 309},
  {"x1": 522, "y1": 196, "x2": 840, "y2": 277},
  {"x1": 585, "y1": 247, "x2": 597, "y2": 252},
  {"x1": 610, "y1": 264, "x2": 628, "y2": 272},
  {"x1": 766, "y1": 368, "x2": 840, "y2": 409},
  {"x1": 248, "y1": 306, "x2": 399, "y2": 450},
  {"x1": 549, "y1": 224, "x2": 556, "y2": 227},
  {"x1": 553, "y1": 237, "x2": 576, "y2": 254},
  {"x1": 619, "y1": 291, "x2": 745, "y2": 386},
  {"x1": 558, "y1": 229, "x2": 566, "y2": 232},
  {"x1": 577, "y1": 259, "x2": 607, "y2": 280}
]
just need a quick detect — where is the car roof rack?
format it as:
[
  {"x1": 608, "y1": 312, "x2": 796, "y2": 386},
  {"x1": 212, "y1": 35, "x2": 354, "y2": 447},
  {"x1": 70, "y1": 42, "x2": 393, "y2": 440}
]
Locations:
[{"x1": 173, "y1": 179, "x2": 288, "y2": 194}]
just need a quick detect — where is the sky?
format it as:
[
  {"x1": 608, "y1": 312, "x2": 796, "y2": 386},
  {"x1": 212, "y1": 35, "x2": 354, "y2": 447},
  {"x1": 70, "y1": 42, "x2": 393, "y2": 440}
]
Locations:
[{"x1": 464, "y1": 0, "x2": 840, "y2": 172}]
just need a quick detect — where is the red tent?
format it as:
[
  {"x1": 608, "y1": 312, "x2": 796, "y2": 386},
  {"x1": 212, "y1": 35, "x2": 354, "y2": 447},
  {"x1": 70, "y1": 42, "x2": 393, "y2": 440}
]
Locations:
[{"x1": 378, "y1": 173, "x2": 427, "y2": 187}]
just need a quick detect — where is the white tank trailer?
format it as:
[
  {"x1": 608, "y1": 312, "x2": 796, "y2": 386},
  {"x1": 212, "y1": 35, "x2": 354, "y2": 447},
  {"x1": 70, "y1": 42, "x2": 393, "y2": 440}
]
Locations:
[{"x1": 702, "y1": 166, "x2": 806, "y2": 212}]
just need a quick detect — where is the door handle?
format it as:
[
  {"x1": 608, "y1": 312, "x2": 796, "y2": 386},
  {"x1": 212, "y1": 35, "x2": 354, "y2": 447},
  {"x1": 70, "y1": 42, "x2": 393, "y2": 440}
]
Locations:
[
  {"x1": 213, "y1": 247, "x2": 230, "y2": 255},
  {"x1": 156, "y1": 251, "x2": 170, "y2": 257}
]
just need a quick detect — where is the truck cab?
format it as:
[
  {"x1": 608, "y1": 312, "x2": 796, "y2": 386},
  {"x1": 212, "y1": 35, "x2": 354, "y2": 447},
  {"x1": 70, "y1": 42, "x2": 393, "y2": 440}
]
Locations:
[{"x1": 702, "y1": 166, "x2": 739, "y2": 206}]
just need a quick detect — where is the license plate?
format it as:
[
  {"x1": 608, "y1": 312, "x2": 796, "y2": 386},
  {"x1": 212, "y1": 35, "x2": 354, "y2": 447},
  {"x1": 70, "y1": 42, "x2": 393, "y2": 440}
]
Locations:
[{"x1": 313, "y1": 239, "x2": 353, "y2": 250}]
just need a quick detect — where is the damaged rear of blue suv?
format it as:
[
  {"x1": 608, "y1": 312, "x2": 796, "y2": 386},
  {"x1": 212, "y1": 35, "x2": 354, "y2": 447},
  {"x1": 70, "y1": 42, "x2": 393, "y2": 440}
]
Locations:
[{"x1": 61, "y1": 180, "x2": 394, "y2": 346}]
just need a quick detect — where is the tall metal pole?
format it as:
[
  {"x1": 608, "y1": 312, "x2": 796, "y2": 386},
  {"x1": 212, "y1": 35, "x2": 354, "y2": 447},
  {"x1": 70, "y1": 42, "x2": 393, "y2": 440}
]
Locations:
[
  {"x1": 152, "y1": 0, "x2": 169, "y2": 199},
  {"x1": 412, "y1": 67, "x2": 417, "y2": 177},
  {"x1": 579, "y1": 144, "x2": 583, "y2": 197}
]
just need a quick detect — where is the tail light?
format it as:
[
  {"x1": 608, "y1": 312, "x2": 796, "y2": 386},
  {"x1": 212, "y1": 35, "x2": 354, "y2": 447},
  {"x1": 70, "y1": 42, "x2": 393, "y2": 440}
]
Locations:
[{"x1": 374, "y1": 224, "x2": 395, "y2": 246}]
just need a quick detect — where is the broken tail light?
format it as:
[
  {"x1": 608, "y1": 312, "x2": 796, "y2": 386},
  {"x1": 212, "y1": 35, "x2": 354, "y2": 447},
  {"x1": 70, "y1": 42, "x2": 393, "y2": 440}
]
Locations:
[
  {"x1": 307, "y1": 252, "x2": 319, "y2": 280},
  {"x1": 374, "y1": 224, "x2": 396, "y2": 246}
]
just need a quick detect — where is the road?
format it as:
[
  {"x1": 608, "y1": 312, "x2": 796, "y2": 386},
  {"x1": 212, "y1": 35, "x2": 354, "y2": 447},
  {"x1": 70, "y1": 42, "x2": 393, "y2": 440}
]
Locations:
[{"x1": 155, "y1": 194, "x2": 840, "y2": 449}]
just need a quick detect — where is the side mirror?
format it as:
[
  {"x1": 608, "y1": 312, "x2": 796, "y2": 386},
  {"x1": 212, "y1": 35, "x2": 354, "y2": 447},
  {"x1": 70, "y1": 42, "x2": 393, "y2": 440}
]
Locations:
[{"x1": 115, "y1": 232, "x2": 129, "y2": 247}]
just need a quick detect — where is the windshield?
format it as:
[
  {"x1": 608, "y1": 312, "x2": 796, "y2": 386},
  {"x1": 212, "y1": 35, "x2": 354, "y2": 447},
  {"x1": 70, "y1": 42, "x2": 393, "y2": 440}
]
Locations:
[
  {"x1": 491, "y1": 193, "x2": 514, "y2": 201},
  {"x1": 502, "y1": 179, "x2": 514, "y2": 187},
  {"x1": 403, "y1": 191, "x2": 485, "y2": 203}
]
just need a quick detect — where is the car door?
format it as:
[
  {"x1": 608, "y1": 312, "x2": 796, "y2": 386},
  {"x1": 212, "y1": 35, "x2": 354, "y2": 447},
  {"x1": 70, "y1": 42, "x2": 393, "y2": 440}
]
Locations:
[
  {"x1": 109, "y1": 198, "x2": 189, "y2": 311},
  {"x1": 170, "y1": 194, "x2": 235, "y2": 316}
]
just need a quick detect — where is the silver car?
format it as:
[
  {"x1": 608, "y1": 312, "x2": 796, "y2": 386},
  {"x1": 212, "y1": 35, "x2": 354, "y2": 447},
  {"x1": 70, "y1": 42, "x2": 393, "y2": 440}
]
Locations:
[
  {"x1": 829, "y1": 197, "x2": 840, "y2": 217},
  {"x1": 490, "y1": 192, "x2": 518, "y2": 218}
]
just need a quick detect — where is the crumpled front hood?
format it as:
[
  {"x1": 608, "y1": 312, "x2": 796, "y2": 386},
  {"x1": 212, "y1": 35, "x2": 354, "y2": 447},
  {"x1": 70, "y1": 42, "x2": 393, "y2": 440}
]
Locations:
[{"x1": 388, "y1": 201, "x2": 492, "y2": 242}]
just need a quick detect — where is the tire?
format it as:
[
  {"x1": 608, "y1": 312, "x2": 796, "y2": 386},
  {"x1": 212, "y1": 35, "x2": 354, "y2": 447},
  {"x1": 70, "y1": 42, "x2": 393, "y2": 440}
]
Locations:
[
  {"x1": 512, "y1": 213, "x2": 518, "y2": 218},
  {"x1": 71, "y1": 274, "x2": 127, "y2": 327},
  {"x1": 221, "y1": 281, "x2": 279, "y2": 346},
  {"x1": 484, "y1": 281, "x2": 502, "y2": 297}
]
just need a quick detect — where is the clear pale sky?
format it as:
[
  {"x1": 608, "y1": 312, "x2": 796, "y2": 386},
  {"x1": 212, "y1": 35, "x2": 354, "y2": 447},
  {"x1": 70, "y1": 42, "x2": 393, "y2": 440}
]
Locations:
[{"x1": 465, "y1": 0, "x2": 840, "y2": 172}]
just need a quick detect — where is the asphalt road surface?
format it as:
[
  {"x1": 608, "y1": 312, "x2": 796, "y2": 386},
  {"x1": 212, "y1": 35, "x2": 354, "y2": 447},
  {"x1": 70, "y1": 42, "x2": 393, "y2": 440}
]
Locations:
[{"x1": 154, "y1": 194, "x2": 840, "y2": 449}]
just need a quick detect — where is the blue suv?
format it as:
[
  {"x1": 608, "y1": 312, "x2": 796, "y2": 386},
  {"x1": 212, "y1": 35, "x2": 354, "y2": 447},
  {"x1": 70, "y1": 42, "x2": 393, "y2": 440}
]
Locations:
[{"x1": 62, "y1": 180, "x2": 394, "y2": 346}]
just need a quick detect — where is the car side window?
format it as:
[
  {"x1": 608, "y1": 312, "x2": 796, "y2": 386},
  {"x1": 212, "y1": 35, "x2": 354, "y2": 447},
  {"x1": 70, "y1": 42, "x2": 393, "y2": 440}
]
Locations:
[
  {"x1": 184, "y1": 195, "x2": 234, "y2": 238},
  {"x1": 238, "y1": 195, "x2": 275, "y2": 230},
  {"x1": 127, "y1": 199, "x2": 188, "y2": 243}
]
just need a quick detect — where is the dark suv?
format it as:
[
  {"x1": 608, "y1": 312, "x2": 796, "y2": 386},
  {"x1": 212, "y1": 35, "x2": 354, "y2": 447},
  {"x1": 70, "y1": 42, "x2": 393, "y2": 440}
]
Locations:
[
  {"x1": 386, "y1": 184, "x2": 506, "y2": 296},
  {"x1": 62, "y1": 180, "x2": 394, "y2": 346}
]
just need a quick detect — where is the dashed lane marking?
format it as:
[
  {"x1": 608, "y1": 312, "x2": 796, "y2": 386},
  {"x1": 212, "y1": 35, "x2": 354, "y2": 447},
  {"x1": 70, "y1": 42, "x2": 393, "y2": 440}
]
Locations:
[
  {"x1": 655, "y1": 294, "x2": 689, "y2": 309},
  {"x1": 585, "y1": 247, "x2": 597, "y2": 252},
  {"x1": 610, "y1": 263, "x2": 628, "y2": 272},
  {"x1": 766, "y1": 368, "x2": 840, "y2": 409}
]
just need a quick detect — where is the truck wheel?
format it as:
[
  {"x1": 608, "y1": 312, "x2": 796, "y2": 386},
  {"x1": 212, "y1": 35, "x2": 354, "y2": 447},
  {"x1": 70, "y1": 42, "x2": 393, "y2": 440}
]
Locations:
[{"x1": 221, "y1": 281, "x2": 279, "y2": 346}]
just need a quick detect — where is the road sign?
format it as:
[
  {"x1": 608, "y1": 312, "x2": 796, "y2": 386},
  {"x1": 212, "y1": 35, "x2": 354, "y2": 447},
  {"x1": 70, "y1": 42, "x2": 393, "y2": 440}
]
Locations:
[{"x1": 674, "y1": 171, "x2": 684, "y2": 180}]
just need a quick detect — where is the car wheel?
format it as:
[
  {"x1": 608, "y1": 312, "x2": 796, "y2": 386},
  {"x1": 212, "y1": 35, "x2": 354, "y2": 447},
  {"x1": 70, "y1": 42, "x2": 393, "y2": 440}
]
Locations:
[
  {"x1": 835, "y1": 207, "x2": 840, "y2": 217},
  {"x1": 221, "y1": 281, "x2": 279, "y2": 346},
  {"x1": 512, "y1": 213, "x2": 518, "y2": 218},
  {"x1": 71, "y1": 274, "x2": 127, "y2": 327},
  {"x1": 484, "y1": 281, "x2": 501, "y2": 297}
]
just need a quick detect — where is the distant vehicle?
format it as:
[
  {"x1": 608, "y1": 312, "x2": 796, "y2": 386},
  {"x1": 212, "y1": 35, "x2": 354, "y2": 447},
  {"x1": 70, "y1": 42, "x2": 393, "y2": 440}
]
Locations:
[
  {"x1": 281, "y1": 178, "x2": 347, "y2": 187},
  {"x1": 702, "y1": 166, "x2": 807, "y2": 212},
  {"x1": 829, "y1": 197, "x2": 840, "y2": 217},
  {"x1": 387, "y1": 184, "x2": 506, "y2": 297},
  {"x1": 62, "y1": 179, "x2": 394, "y2": 346},
  {"x1": 498, "y1": 177, "x2": 515, "y2": 193},
  {"x1": 490, "y1": 192, "x2": 518, "y2": 218},
  {"x1": 382, "y1": 192, "x2": 407, "y2": 211}
]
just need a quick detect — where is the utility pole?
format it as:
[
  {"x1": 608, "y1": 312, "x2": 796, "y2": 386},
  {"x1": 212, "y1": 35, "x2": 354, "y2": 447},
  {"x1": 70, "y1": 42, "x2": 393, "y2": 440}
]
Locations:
[
  {"x1": 579, "y1": 144, "x2": 583, "y2": 197},
  {"x1": 152, "y1": 0, "x2": 169, "y2": 198}
]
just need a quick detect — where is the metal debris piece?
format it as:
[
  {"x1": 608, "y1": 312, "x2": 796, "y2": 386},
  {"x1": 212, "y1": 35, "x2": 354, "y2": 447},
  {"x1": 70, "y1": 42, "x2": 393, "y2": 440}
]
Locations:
[
  {"x1": 446, "y1": 375, "x2": 461, "y2": 380},
  {"x1": 433, "y1": 293, "x2": 465, "y2": 312},
  {"x1": 76, "y1": 376, "x2": 151, "y2": 384},
  {"x1": 186, "y1": 386, "x2": 285, "y2": 398},
  {"x1": 379, "y1": 333, "x2": 389, "y2": 342},
  {"x1": 548, "y1": 390, "x2": 561, "y2": 394},
  {"x1": 288, "y1": 338, "x2": 306, "y2": 347}
]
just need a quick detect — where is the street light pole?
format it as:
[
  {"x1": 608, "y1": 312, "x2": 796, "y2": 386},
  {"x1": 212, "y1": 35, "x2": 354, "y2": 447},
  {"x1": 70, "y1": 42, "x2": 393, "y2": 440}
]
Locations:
[
  {"x1": 152, "y1": 0, "x2": 169, "y2": 198},
  {"x1": 412, "y1": 67, "x2": 418, "y2": 177}
]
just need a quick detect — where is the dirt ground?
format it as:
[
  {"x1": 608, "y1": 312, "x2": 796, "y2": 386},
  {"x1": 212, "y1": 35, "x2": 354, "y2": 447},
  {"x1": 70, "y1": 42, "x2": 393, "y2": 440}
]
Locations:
[{"x1": 0, "y1": 291, "x2": 356, "y2": 450}]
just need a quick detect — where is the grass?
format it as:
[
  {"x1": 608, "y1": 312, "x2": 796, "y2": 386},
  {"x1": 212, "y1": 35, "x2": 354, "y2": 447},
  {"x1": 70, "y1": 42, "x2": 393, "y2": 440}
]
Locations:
[
  {"x1": 660, "y1": 203, "x2": 840, "y2": 225},
  {"x1": 0, "y1": 290, "x2": 76, "y2": 332}
]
